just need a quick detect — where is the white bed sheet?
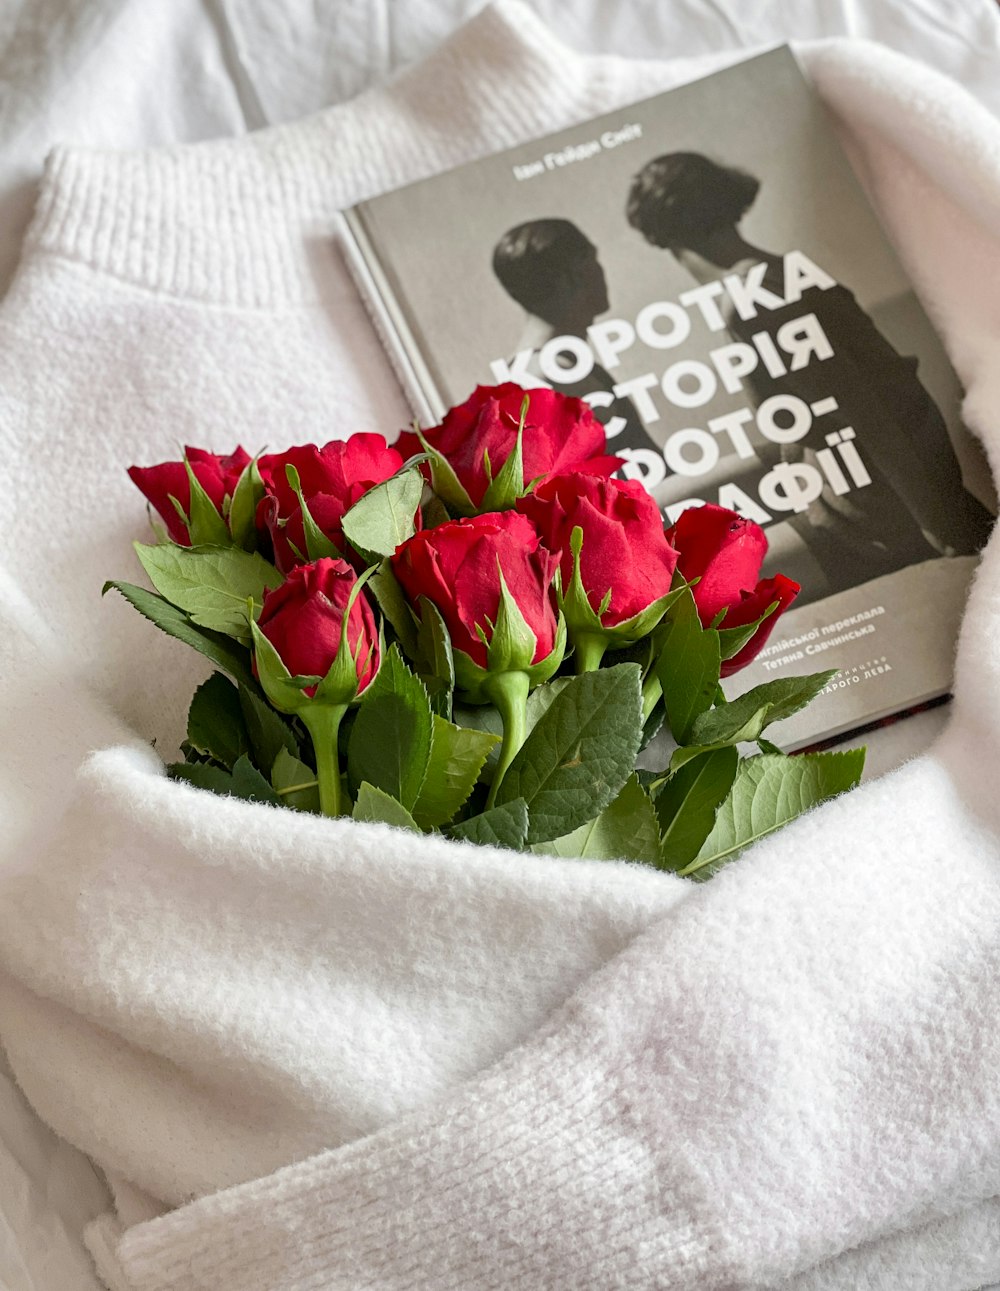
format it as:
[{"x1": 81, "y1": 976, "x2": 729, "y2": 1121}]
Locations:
[{"x1": 2, "y1": 2, "x2": 999, "y2": 1287}]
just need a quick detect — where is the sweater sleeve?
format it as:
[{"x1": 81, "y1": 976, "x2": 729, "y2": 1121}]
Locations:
[{"x1": 114, "y1": 752, "x2": 1000, "y2": 1291}]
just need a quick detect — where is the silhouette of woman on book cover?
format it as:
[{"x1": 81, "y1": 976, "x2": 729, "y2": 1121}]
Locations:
[
  {"x1": 491, "y1": 218, "x2": 664, "y2": 476},
  {"x1": 625, "y1": 151, "x2": 992, "y2": 597}
]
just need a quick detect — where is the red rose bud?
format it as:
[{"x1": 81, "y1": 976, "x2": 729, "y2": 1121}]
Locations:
[
  {"x1": 391, "y1": 510, "x2": 564, "y2": 700},
  {"x1": 517, "y1": 475, "x2": 678, "y2": 661},
  {"x1": 716, "y1": 575, "x2": 800, "y2": 677},
  {"x1": 128, "y1": 446, "x2": 251, "y2": 545},
  {"x1": 257, "y1": 434, "x2": 404, "y2": 573},
  {"x1": 666, "y1": 504, "x2": 800, "y2": 675},
  {"x1": 256, "y1": 558, "x2": 379, "y2": 698},
  {"x1": 395, "y1": 384, "x2": 621, "y2": 510}
]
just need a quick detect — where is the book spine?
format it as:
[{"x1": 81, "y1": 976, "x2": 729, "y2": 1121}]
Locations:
[{"x1": 335, "y1": 210, "x2": 441, "y2": 427}]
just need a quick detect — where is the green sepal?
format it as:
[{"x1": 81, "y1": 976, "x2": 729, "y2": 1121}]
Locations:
[
  {"x1": 479, "y1": 419, "x2": 525, "y2": 512},
  {"x1": 413, "y1": 428, "x2": 476, "y2": 516},
  {"x1": 453, "y1": 612, "x2": 567, "y2": 705},
  {"x1": 180, "y1": 456, "x2": 231, "y2": 547},
  {"x1": 249, "y1": 618, "x2": 319, "y2": 714},
  {"x1": 717, "y1": 600, "x2": 779, "y2": 661},
  {"x1": 284, "y1": 463, "x2": 343, "y2": 561},
  {"x1": 311, "y1": 567, "x2": 379, "y2": 706},
  {"x1": 450, "y1": 570, "x2": 567, "y2": 705},
  {"x1": 559, "y1": 526, "x2": 683, "y2": 656},
  {"x1": 228, "y1": 456, "x2": 266, "y2": 551}
]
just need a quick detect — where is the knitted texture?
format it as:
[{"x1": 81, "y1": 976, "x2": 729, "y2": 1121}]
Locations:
[{"x1": 1, "y1": 5, "x2": 1000, "y2": 1289}]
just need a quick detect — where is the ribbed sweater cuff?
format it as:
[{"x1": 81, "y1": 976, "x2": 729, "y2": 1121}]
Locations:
[{"x1": 115, "y1": 1021, "x2": 726, "y2": 1291}]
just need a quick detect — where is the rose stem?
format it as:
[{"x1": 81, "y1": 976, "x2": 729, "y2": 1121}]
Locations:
[
  {"x1": 485, "y1": 670, "x2": 531, "y2": 810},
  {"x1": 300, "y1": 704, "x2": 348, "y2": 818},
  {"x1": 572, "y1": 632, "x2": 607, "y2": 675}
]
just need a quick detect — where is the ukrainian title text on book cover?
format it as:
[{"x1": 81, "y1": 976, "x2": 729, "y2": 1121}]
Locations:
[{"x1": 339, "y1": 46, "x2": 995, "y2": 747}]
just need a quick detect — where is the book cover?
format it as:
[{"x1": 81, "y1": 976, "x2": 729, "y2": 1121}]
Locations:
[{"x1": 338, "y1": 46, "x2": 995, "y2": 748}]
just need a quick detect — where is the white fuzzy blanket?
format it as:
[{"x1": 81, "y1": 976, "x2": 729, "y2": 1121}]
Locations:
[{"x1": 1, "y1": 4, "x2": 1000, "y2": 1287}]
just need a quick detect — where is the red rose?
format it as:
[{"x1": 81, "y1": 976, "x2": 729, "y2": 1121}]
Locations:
[
  {"x1": 517, "y1": 475, "x2": 678, "y2": 628},
  {"x1": 257, "y1": 558, "x2": 379, "y2": 694},
  {"x1": 666, "y1": 503, "x2": 800, "y2": 675},
  {"x1": 391, "y1": 511, "x2": 559, "y2": 669},
  {"x1": 257, "y1": 434, "x2": 404, "y2": 573},
  {"x1": 128, "y1": 446, "x2": 251, "y2": 545},
  {"x1": 395, "y1": 384, "x2": 620, "y2": 508},
  {"x1": 714, "y1": 574, "x2": 800, "y2": 676}
]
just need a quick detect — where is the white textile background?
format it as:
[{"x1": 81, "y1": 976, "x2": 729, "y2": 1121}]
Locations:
[{"x1": 1, "y1": 2, "x2": 999, "y2": 1288}]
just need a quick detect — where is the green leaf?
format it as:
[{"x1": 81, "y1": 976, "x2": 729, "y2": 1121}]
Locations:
[
  {"x1": 656, "y1": 746, "x2": 739, "y2": 872},
  {"x1": 103, "y1": 580, "x2": 257, "y2": 688},
  {"x1": 238, "y1": 683, "x2": 299, "y2": 774},
  {"x1": 413, "y1": 715, "x2": 500, "y2": 829},
  {"x1": 133, "y1": 543, "x2": 282, "y2": 642},
  {"x1": 270, "y1": 747, "x2": 320, "y2": 812},
  {"x1": 656, "y1": 588, "x2": 721, "y2": 744},
  {"x1": 535, "y1": 775, "x2": 660, "y2": 863},
  {"x1": 341, "y1": 469, "x2": 423, "y2": 562},
  {"x1": 230, "y1": 754, "x2": 282, "y2": 804},
  {"x1": 690, "y1": 672, "x2": 837, "y2": 747},
  {"x1": 182, "y1": 457, "x2": 231, "y2": 547},
  {"x1": 168, "y1": 760, "x2": 238, "y2": 796},
  {"x1": 346, "y1": 643, "x2": 432, "y2": 810},
  {"x1": 668, "y1": 704, "x2": 774, "y2": 771},
  {"x1": 450, "y1": 798, "x2": 529, "y2": 850},
  {"x1": 352, "y1": 782, "x2": 420, "y2": 831},
  {"x1": 683, "y1": 749, "x2": 866, "y2": 880},
  {"x1": 168, "y1": 753, "x2": 280, "y2": 805},
  {"x1": 186, "y1": 672, "x2": 249, "y2": 769},
  {"x1": 495, "y1": 663, "x2": 643, "y2": 845},
  {"x1": 526, "y1": 675, "x2": 574, "y2": 725}
]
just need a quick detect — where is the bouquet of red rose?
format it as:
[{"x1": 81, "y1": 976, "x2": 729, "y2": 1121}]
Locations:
[{"x1": 108, "y1": 384, "x2": 863, "y2": 878}]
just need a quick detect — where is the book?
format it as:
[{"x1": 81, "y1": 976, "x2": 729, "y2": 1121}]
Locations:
[{"x1": 337, "y1": 46, "x2": 995, "y2": 749}]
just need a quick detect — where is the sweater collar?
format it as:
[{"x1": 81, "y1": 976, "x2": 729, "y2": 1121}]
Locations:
[{"x1": 24, "y1": 1, "x2": 690, "y2": 306}]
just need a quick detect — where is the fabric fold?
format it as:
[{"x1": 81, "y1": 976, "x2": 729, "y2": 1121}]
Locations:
[{"x1": 2, "y1": 3, "x2": 1000, "y2": 1287}]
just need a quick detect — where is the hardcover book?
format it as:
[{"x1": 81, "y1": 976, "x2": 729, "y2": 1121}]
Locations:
[{"x1": 338, "y1": 46, "x2": 995, "y2": 749}]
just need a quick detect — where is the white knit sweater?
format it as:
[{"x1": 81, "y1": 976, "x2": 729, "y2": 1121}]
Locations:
[{"x1": 2, "y1": 5, "x2": 1000, "y2": 1288}]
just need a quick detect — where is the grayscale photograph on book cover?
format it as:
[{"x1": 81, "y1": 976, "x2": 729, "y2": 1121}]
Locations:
[{"x1": 341, "y1": 46, "x2": 997, "y2": 746}]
